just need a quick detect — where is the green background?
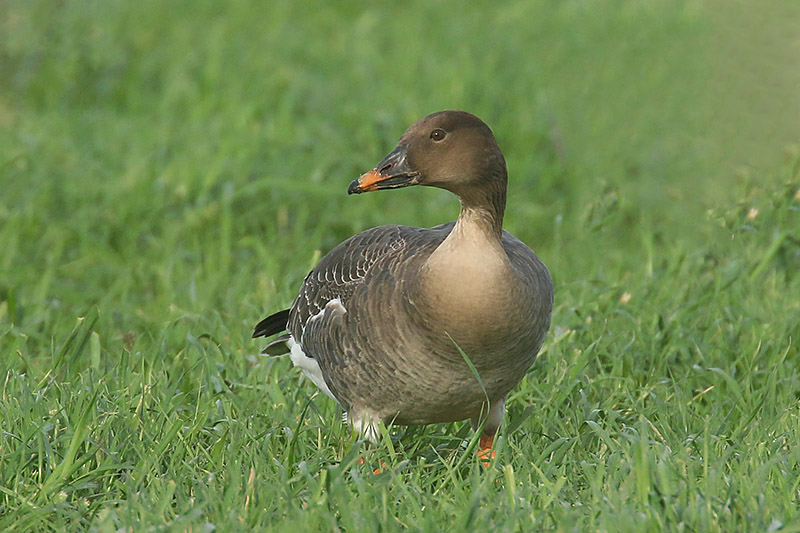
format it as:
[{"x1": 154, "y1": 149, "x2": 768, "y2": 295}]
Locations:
[{"x1": 1, "y1": 0, "x2": 799, "y2": 530}]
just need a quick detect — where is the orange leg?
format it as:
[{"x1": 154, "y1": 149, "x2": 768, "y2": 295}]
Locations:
[
  {"x1": 472, "y1": 398, "x2": 505, "y2": 467},
  {"x1": 477, "y1": 434, "x2": 497, "y2": 466}
]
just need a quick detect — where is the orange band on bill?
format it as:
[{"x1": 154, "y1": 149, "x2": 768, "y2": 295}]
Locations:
[{"x1": 354, "y1": 169, "x2": 383, "y2": 192}]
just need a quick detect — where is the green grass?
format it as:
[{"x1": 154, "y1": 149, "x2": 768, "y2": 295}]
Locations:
[{"x1": 2, "y1": 0, "x2": 800, "y2": 530}]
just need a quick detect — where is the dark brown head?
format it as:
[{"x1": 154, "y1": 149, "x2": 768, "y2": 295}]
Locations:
[{"x1": 349, "y1": 111, "x2": 508, "y2": 208}]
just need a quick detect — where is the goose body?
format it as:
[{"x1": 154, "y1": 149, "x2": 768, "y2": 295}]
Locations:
[{"x1": 254, "y1": 110, "x2": 553, "y2": 452}]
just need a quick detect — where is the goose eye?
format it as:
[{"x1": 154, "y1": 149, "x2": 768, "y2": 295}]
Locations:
[{"x1": 430, "y1": 129, "x2": 446, "y2": 141}]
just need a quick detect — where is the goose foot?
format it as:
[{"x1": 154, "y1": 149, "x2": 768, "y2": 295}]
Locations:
[
  {"x1": 357, "y1": 456, "x2": 387, "y2": 474},
  {"x1": 477, "y1": 434, "x2": 496, "y2": 466}
]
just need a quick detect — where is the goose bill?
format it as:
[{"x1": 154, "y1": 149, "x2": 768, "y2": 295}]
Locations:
[{"x1": 348, "y1": 145, "x2": 418, "y2": 194}]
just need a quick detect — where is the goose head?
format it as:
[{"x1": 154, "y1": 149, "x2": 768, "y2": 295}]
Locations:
[{"x1": 349, "y1": 110, "x2": 508, "y2": 204}]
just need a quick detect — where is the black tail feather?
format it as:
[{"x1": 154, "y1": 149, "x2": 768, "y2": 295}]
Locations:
[
  {"x1": 252, "y1": 309, "x2": 290, "y2": 338},
  {"x1": 261, "y1": 333, "x2": 291, "y2": 356}
]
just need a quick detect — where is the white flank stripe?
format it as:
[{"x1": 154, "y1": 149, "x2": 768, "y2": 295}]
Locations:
[{"x1": 288, "y1": 335, "x2": 337, "y2": 402}]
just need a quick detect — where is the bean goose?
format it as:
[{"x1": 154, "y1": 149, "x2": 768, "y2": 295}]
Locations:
[{"x1": 254, "y1": 110, "x2": 553, "y2": 461}]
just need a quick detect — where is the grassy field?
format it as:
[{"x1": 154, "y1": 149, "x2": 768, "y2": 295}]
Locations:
[{"x1": 2, "y1": 0, "x2": 800, "y2": 530}]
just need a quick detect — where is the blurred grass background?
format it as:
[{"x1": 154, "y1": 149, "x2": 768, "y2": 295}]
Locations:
[{"x1": 1, "y1": 0, "x2": 799, "y2": 530}]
